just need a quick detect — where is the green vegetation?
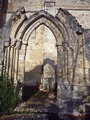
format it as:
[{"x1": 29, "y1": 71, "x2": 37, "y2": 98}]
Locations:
[
  {"x1": 32, "y1": 91, "x2": 49, "y2": 100},
  {"x1": 0, "y1": 58, "x2": 20, "y2": 116},
  {"x1": 0, "y1": 74, "x2": 20, "y2": 116}
]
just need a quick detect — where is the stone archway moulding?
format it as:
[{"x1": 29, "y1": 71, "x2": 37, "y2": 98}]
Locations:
[
  {"x1": 3, "y1": 7, "x2": 89, "y2": 116},
  {"x1": 5, "y1": 7, "x2": 80, "y2": 84}
]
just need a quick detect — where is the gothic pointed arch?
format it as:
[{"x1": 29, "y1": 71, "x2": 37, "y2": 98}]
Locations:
[
  {"x1": 3, "y1": 7, "x2": 90, "y2": 116},
  {"x1": 4, "y1": 7, "x2": 83, "y2": 52},
  {"x1": 3, "y1": 7, "x2": 84, "y2": 89}
]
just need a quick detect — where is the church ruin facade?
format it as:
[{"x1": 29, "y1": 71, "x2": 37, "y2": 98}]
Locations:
[{"x1": 0, "y1": 0, "x2": 90, "y2": 116}]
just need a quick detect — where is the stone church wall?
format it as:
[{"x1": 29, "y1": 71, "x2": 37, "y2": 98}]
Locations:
[
  {"x1": 5, "y1": 0, "x2": 90, "y2": 85},
  {"x1": 0, "y1": 0, "x2": 90, "y2": 116},
  {"x1": 7, "y1": 0, "x2": 90, "y2": 29}
]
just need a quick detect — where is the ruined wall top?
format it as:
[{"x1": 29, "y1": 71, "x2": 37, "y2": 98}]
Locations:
[
  {"x1": 7, "y1": 0, "x2": 90, "y2": 29},
  {"x1": 8, "y1": 0, "x2": 90, "y2": 12}
]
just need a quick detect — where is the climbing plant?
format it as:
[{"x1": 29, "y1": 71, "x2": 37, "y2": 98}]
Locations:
[{"x1": 0, "y1": 48, "x2": 20, "y2": 116}]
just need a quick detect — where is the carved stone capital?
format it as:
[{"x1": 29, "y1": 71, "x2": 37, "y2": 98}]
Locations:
[
  {"x1": 4, "y1": 37, "x2": 11, "y2": 47},
  {"x1": 11, "y1": 38, "x2": 17, "y2": 46},
  {"x1": 15, "y1": 39, "x2": 22, "y2": 50}
]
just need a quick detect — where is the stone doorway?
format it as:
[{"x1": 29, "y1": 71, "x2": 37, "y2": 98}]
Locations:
[
  {"x1": 3, "y1": 8, "x2": 88, "y2": 115},
  {"x1": 23, "y1": 25, "x2": 57, "y2": 101},
  {"x1": 3, "y1": 9, "x2": 64, "y2": 103}
]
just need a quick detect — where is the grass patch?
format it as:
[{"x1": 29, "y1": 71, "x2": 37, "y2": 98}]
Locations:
[{"x1": 31, "y1": 91, "x2": 49, "y2": 100}]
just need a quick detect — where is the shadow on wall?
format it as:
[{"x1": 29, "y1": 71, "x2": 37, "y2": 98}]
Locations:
[
  {"x1": 23, "y1": 58, "x2": 57, "y2": 101},
  {"x1": 24, "y1": 58, "x2": 57, "y2": 86},
  {"x1": 23, "y1": 65, "x2": 43, "y2": 101},
  {"x1": 43, "y1": 58, "x2": 55, "y2": 70},
  {"x1": 24, "y1": 65, "x2": 43, "y2": 86}
]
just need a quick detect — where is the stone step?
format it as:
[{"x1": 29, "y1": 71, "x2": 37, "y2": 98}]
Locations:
[
  {"x1": 1, "y1": 113, "x2": 90, "y2": 120},
  {"x1": 0, "y1": 113, "x2": 64, "y2": 120},
  {"x1": 14, "y1": 99, "x2": 58, "y2": 114},
  {"x1": 14, "y1": 91, "x2": 57, "y2": 113}
]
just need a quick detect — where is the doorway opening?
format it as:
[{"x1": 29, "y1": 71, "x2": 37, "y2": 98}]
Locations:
[{"x1": 23, "y1": 25, "x2": 57, "y2": 102}]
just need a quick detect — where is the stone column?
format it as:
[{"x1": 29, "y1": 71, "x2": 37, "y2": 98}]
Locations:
[
  {"x1": 57, "y1": 44, "x2": 65, "y2": 108},
  {"x1": 12, "y1": 47, "x2": 16, "y2": 81},
  {"x1": 15, "y1": 39, "x2": 26, "y2": 102},
  {"x1": 18, "y1": 44, "x2": 26, "y2": 83},
  {"x1": 10, "y1": 46, "x2": 14, "y2": 82},
  {"x1": 14, "y1": 48, "x2": 19, "y2": 83},
  {"x1": 62, "y1": 41, "x2": 68, "y2": 83},
  {"x1": 6, "y1": 47, "x2": 11, "y2": 79},
  {"x1": 4, "y1": 40, "x2": 11, "y2": 79}
]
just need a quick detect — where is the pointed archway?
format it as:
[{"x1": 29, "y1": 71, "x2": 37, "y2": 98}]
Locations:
[{"x1": 3, "y1": 7, "x2": 88, "y2": 116}]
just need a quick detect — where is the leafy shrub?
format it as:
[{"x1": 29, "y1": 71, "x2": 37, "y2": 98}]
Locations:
[
  {"x1": 0, "y1": 48, "x2": 20, "y2": 116},
  {"x1": 0, "y1": 73, "x2": 20, "y2": 116}
]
